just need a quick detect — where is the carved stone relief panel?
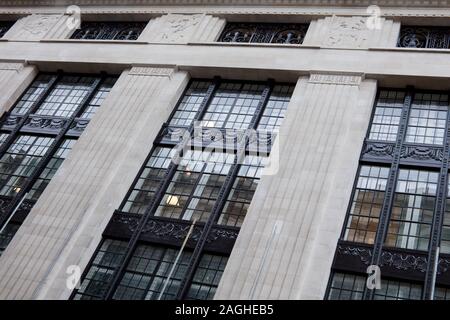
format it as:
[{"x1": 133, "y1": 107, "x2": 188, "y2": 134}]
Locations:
[
  {"x1": 143, "y1": 13, "x2": 204, "y2": 43},
  {"x1": 5, "y1": 14, "x2": 66, "y2": 40}
]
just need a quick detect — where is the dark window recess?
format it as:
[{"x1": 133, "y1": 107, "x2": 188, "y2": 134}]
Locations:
[
  {"x1": 73, "y1": 239, "x2": 227, "y2": 301},
  {"x1": 326, "y1": 88, "x2": 450, "y2": 300},
  {"x1": 218, "y1": 23, "x2": 308, "y2": 44},
  {"x1": 0, "y1": 21, "x2": 14, "y2": 38},
  {"x1": 0, "y1": 73, "x2": 117, "y2": 257},
  {"x1": 72, "y1": 78, "x2": 295, "y2": 300},
  {"x1": 397, "y1": 26, "x2": 450, "y2": 49},
  {"x1": 327, "y1": 272, "x2": 422, "y2": 300},
  {"x1": 71, "y1": 22, "x2": 147, "y2": 40}
]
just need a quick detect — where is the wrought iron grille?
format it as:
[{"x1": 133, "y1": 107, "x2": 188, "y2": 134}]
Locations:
[
  {"x1": 0, "y1": 73, "x2": 117, "y2": 257},
  {"x1": 71, "y1": 78, "x2": 295, "y2": 300},
  {"x1": 397, "y1": 26, "x2": 450, "y2": 49},
  {"x1": 326, "y1": 88, "x2": 450, "y2": 300},
  {"x1": 71, "y1": 22, "x2": 147, "y2": 40},
  {"x1": 0, "y1": 21, "x2": 14, "y2": 38},
  {"x1": 218, "y1": 23, "x2": 309, "y2": 44}
]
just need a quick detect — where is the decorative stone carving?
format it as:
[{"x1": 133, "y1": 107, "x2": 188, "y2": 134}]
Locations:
[
  {"x1": 324, "y1": 16, "x2": 370, "y2": 48},
  {"x1": 7, "y1": 14, "x2": 63, "y2": 40},
  {"x1": 304, "y1": 15, "x2": 399, "y2": 48},
  {"x1": 309, "y1": 72, "x2": 362, "y2": 86},
  {"x1": 129, "y1": 66, "x2": 174, "y2": 77},
  {"x1": 143, "y1": 14, "x2": 204, "y2": 43}
]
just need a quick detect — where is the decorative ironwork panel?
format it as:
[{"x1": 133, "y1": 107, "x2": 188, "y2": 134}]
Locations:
[
  {"x1": 218, "y1": 23, "x2": 308, "y2": 44},
  {"x1": 71, "y1": 22, "x2": 146, "y2": 41},
  {"x1": 0, "y1": 113, "x2": 23, "y2": 131},
  {"x1": 20, "y1": 114, "x2": 69, "y2": 134},
  {"x1": 104, "y1": 212, "x2": 239, "y2": 255},
  {"x1": 361, "y1": 141, "x2": 395, "y2": 162},
  {"x1": 400, "y1": 143, "x2": 444, "y2": 165},
  {"x1": 398, "y1": 26, "x2": 450, "y2": 49}
]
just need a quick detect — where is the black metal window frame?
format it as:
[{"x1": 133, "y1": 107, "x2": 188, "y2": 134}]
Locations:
[
  {"x1": 218, "y1": 22, "x2": 309, "y2": 45},
  {"x1": 327, "y1": 87, "x2": 450, "y2": 300},
  {"x1": 328, "y1": 271, "x2": 424, "y2": 300},
  {"x1": 70, "y1": 21, "x2": 147, "y2": 41},
  {"x1": 0, "y1": 71, "x2": 118, "y2": 256},
  {"x1": 397, "y1": 26, "x2": 450, "y2": 49},
  {"x1": 72, "y1": 77, "x2": 296, "y2": 300}
]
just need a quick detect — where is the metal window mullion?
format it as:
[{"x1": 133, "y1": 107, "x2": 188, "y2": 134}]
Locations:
[
  {"x1": 423, "y1": 95, "x2": 450, "y2": 299},
  {"x1": 175, "y1": 81, "x2": 274, "y2": 299},
  {"x1": 0, "y1": 73, "x2": 61, "y2": 159},
  {"x1": 0, "y1": 77, "x2": 103, "y2": 229},
  {"x1": 363, "y1": 87, "x2": 414, "y2": 300},
  {"x1": 102, "y1": 78, "x2": 221, "y2": 300}
]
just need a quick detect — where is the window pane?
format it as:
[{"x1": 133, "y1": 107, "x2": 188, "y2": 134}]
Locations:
[
  {"x1": 257, "y1": 84, "x2": 294, "y2": 132},
  {"x1": 35, "y1": 76, "x2": 97, "y2": 118},
  {"x1": 201, "y1": 82, "x2": 264, "y2": 129},
  {"x1": 155, "y1": 150, "x2": 234, "y2": 222},
  {"x1": 79, "y1": 77, "x2": 117, "y2": 119},
  {"x1": 25, "y1": 139, "x2": 76, "y2": 201},
  {"x1": 344, "y1": 165, "x2": 389, "y2": 244},
  {"x1": 169, "y1": 81, "x2": 212, "y2": 127},
  {"x1": 10, "y1": 75, "x2": 56, "y2": 115},
  {"x1": 327, "y1": 272, "x2": 365, "y2": 300},
  {"x1": 218, "y1": 155, "x2": 265, "y2": 227},
  {"x1": 114, "y1": 245, "x2": 191, "y2": 301},
  {"x1": 368, "y1": 90, "x2": 405, "y2": 142},
  {"x1": 187, "y1": 254, "x2": 228, "y2": 300},
  {"x1": 385, "y1": 169, "x2": 438, "y2": 251},
  {"x1": 73, "y1": 239, "x2": 128, "y2": 300},
  {"x1": 0, "y1": 135, "x2": 55, "y2": 197},
  {"x1": 405, "y1": 92, "x2": 449, "y2": 145},
  {"x1": 373, "y1": 278, "x2": 422, "y2": 300},
  {"x1": 121, "y1": 147, "x2": 175, "y2": 215}
]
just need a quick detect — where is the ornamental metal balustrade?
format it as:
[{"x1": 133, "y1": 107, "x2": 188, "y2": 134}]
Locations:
[
  {"x1": 71, "y1": 78, "x2": 295, "y2": 300},
  {"x1": 71, "y1": 22, "x2": 147, "y2": 40},
  {"x1": 397, "y1": 26, "x2": 450, "y2": 49},
  {"x1": 0, "y1": 73, "x2": 117, "y2": 256},
  {"x1": 218, "y1": 23, "x2": 309, "y2": 44},
  {"x1": 326, "y1": 88, "x2": 450, "y2": 300}
]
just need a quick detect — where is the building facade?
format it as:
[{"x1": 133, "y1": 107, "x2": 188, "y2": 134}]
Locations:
[{"x1": 0, "y1": 0, "x2": 449, "y2": 300}]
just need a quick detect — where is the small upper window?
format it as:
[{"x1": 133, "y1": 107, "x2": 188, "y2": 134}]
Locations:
[
  {"x1": 218, "y1": 23, "x2": 308, "y2": 45},
  {"x1": 0, "y1": 21, "x2": 14, "y2": 38},
  {"x1": 397, "y1": 26, "x2": 450, "y2": 49},
  {"x1": 71, "y1": 21, "x2": 147, "y2": 40}
]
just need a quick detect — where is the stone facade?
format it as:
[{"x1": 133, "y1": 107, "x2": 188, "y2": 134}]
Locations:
[{"x1": 0, "y1": 1, "x2": 447, "y2": 300}]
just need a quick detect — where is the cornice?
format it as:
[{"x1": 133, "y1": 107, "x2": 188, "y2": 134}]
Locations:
[
  {"x1": 0, "y1": 0, "x2": 450, "y2": 8},
  {"x1": 2, "y1": 5, "x2": 450, "y2": 18}
]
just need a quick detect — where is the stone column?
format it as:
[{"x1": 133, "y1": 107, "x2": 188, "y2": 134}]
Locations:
[
  {"x1": 4, "y1": 14, "x2": 74, "y2": 41},
  {"x1": 0, "y1": 62, "x2": 37, "y2": 114},
  {"x1": 139, "y1": 13, "x2": 226, "y2": 43},
  {"x1": 215, "y1": 73, "x2": 377, "y2": 300},
  {"x1": 303, "y1": 15, "x2": 400, "y2": 48},
  {"x1": 0, "y1": 66, "x2": 189, "y2": 299}
]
